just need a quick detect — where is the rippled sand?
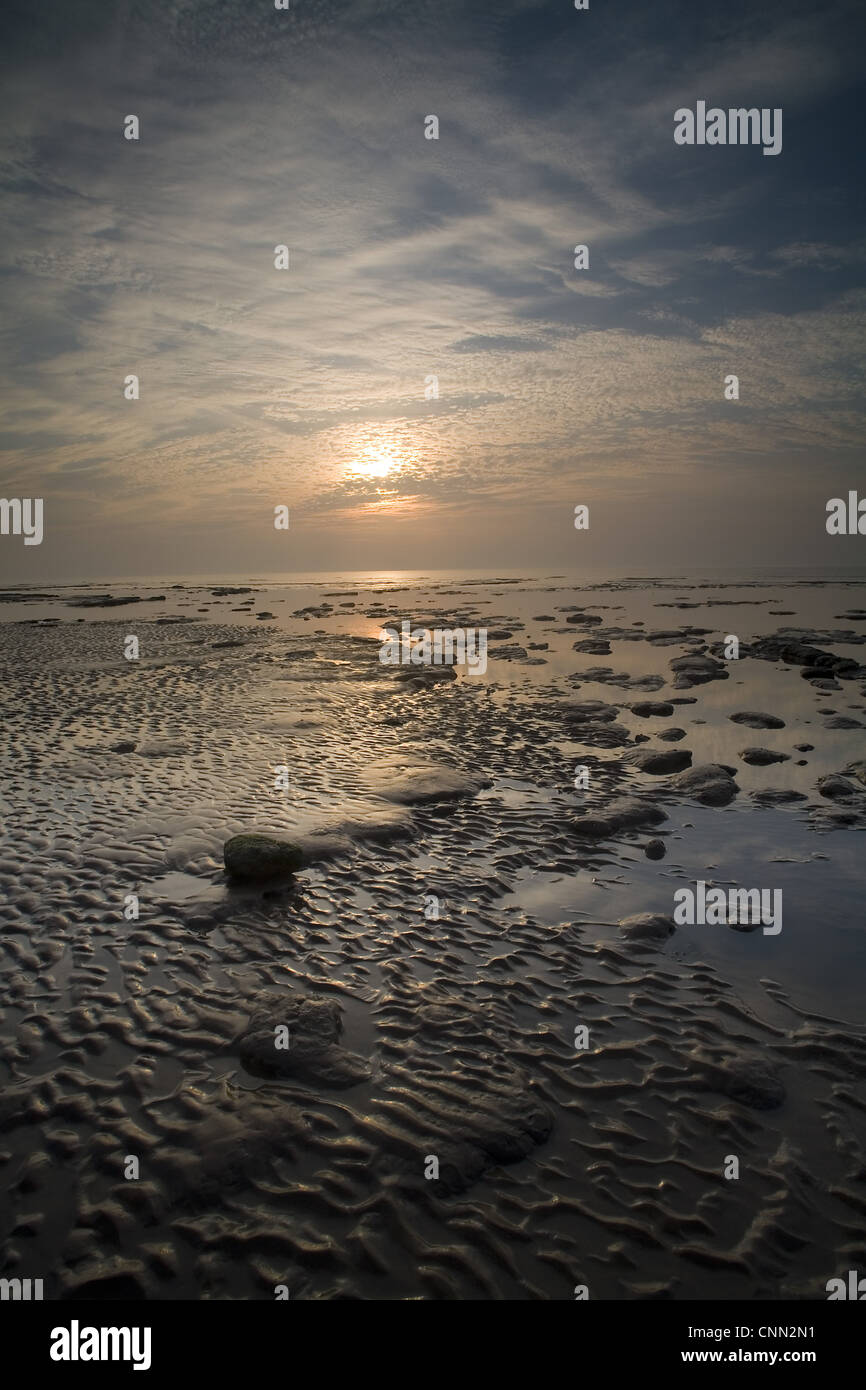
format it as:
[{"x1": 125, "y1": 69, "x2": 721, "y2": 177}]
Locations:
[{"x1": 1, "y1": 573, "x2": 865, "y2": 1299}]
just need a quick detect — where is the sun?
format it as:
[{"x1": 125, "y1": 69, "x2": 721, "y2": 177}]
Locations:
[
  {"x1": 348, "y1": 438, "x2": 403, "y2": 480},
  {"x1": 354, "y1": 451, "x2": 393, "y2": 478}
]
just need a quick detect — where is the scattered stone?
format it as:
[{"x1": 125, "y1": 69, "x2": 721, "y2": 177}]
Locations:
[
  {"x1": 669, "y1": 763, "x2": 739, "y2": 806},
  {"x1": 489, "y1": 645, "x2": 528, "y2": 660},
  {"x1": 729, "y1": 711, "x2": 786, "y2": 730},
  {"x1": 743, "y1": 634, "x2": 865, "y2": 682},
  {"x1": 572, "y1": 798, "x2": 667, "y2": 839},
  {"x1": 365, "y1": 762, "x2": 485, "y2": 805},
  {"x1": 629, "y1": 747, "x2": 692, "y2": 775},
  {"x1": 816, "y1": 775, "x2": 858, "y2": 801},
  {"x1": 669, "y1": 653, "x2": 728, "y2": 688},
  {"x1": 738, "y1": 748, "x2": 790, "y2": 765},
  {"x1": 238, "y1": 996, "x2": 370, "y2": 1089},
  {"x1": 562, "y1": 700, "x2": 620, "y2": 722},
  {"x1": 630, "y1": 701, "x2": 675, "y2": 717},
  {"x1": 572, "y1": 638, "x2": 611, "y2": 654},
  {"x1": 67, "y1": 595, "x2": 141, "y2": 608},
  {"x1": 712, "y1": 1056, "x2": 785, "y2": 1111},
  {"x1": 750, "y1": 788, "x2": 808, "y2": 805},
  {"x1": 618, "y1": 912, "x2": 676, "y2": 943},
  {"x1": 391, "y1": 665, "x2": 457, "y2": 688},
  {"x1": 644, "y1": 839, "x2": 666, "y2": 860}
]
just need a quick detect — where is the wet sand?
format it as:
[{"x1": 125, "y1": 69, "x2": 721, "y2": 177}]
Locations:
[{"x1": 0, "y1": 571, "x2": 865, "y2": 1300}]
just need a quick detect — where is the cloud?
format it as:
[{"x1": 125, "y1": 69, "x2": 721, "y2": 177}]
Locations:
[{"x1": 0, "y1": 0, "x2": 862, "y2": 577}]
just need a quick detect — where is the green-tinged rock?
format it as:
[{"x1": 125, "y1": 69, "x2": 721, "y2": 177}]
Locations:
[{"x1": 224, "y1": 833, "x2": 304, "y2": 880}]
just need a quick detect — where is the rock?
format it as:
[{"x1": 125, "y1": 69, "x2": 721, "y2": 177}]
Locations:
[
  {"x1": 611, "y1": 799, "x2": 668, "y2": 830},
  {"x1": 629, "y1": 747, "x2": 692, "y2": 775},
  {"x1": 750, "y1": 788, "x2": 808, "y2": 805},
  {"x1": 488, "y1": 644, "x2": 528, "y2": 660},
  {"x1": 669, "y1": 763, "x2": 739, "y2": 806},
  {"x1": 569, "y1": 813, "x2": 612, "y2": 838},
  {"x1": 66, "y1": 595, "x2": 141, "y2": 608},
  {"x1": 743, "y1": 634, "x2": 864, "y2": 682},
  {"x1": 729, "y1": 711, "x2": 786, "y2": 729},
  {"x1": 618, "y1": 912, "x2": 676, "y2": 943},
  {"x1": 562, "y1": 700, "x2": 620, "y2": 722},
  {"x1": 238, "y1": 996, "x2": 370, "y2": 1089},
  {"x1": 669, "y1": 653, "x2": 728, "y2": 688},
  {"x1": 823, "y1": 715, "x2": 863, "y2": 729},
  {"x1": 713, "y1": 1057, "x2": 785, "y2": 1111},
  {"x1": 656, "y1": 727, "x2": 686, "y2": 742},
  {"x1": 795, "y1": 743, "x2": 814, "y2": 752},
  {"x1": 630, "y1": 701, "x2": 675, "y2": 717},
  {"x1": 738, "y1": 747, "x2": 790, "y2": 765},
  {"x1": 572, "y1": 798, "x2": 667, "y2": 839},
  {"x1": 565, "y1": 612, "x2": 603, "y2": 625},
  {"x1": 845, "y1": 760, "x2": 866, "y2": 787},
  {"x1": 817, "y1": 775, "x2": 858, "y2": 801},
  {"x1": 391, "y1": 665, "x2": 457, "y2": 687},
  {"x1": 224, "y1": 834, "x2": 304, "y2": 880},
  {"x1": 561, "y1": 700, "x2": 631, "y2": 746},
  {"x1": 644, "y1": 839, "x2": 666, "y2": 860},
  {"x1": 570, "y1": 666, "x2": 664, "y2": 692},
  {"x1": 572, "y1": 638, "x2": 612, "y2": 654},
  {"x1": 365, "y1": 762, "x2": 485, "y2": 805},
  {"x1": 211, "y1": 639, "x2": 245, "y2": 649},
  {"x1": 488, "y1": 629, "x2": 513, "y2": 640},
  {"x1": 108, "y1": 740, "x2": 136, "y2": 754}
]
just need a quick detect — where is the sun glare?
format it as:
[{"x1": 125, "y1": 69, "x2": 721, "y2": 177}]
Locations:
[{"x1": 348, "y1": 437, "x2": 404, "y2": 480}]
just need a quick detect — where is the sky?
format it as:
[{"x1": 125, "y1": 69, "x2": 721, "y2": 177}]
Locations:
[{"x1": 0, "y1": 0, "x2": 864, "y2": 581}]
